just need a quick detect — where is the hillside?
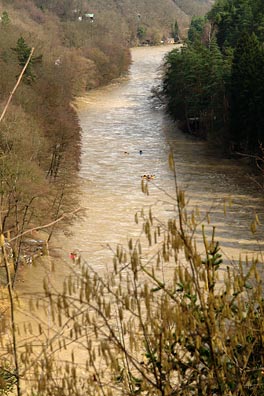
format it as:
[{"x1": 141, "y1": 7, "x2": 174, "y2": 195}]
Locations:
[
  {"x1": 80, "y1": 0, "x2": 214, "y2": 33},
  {"x1": 27, "y1": 0, "x2": 213, "y2": 43},
  {"x1": 173, "y1": 0, "x2": 214, "y2": 16}
]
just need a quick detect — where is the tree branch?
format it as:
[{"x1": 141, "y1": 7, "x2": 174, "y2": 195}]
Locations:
[{"x1": 8, "y1": 207, "x2": 84, "y2": 243}]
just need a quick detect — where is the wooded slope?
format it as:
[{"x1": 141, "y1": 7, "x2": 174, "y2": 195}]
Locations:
[
  {"x1": 162, "y1": 0, "x2": 264, "y2": 156},
  {"x1": 28, "y1": 0, "x2": 213, "y2": 42}
]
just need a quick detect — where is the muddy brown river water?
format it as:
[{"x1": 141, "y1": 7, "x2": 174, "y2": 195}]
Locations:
[
  {"x1": 53, "y1": 45, "x2": 264, "y2": 265},
  {"x1": 18, "y1": 43, "x2": 264, "y2": 321},
  {"x1": 15, "y1": 45, "x2": 264, "y2": 392}
]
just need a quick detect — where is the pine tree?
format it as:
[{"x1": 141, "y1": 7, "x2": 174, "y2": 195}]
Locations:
[
  {"x1": 187, "y1": 16, "x2": 207, "y2": 43},
  {"x1": 1, "y1": 11, "x2": 10, "y2": 26},
  {"x1": 171, "y1": 20, "x2": 179, "y2": 42},
  {"x1": 230, "y1": 32, "x2": 264, "y2": 151},
  {"x1": 12, "y1": 37, "x2": 42, "y2": 83}
]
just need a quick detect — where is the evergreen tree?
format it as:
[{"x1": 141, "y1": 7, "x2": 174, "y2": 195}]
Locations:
[
  {"x1": 171, "y1": 20, "x2": 179, "y2": 41},
  {"x1": 209, "y1": 0, "x2": 264, "y2": 49},
  {"x1": 163, "y1": 39, "x2": 227, "y2": 137},
  {"x1": 164, "y1": 46, "x2": 181, "y2": 118},
  {"x1": 230, "y1": 32, "x2": 264, "y2": 151},
  {"x1": 187, "y1": 16, "x2": 207, "y2": 43},
  {"x1": 1, "y1": 11, "x2": 10, "y2": 26},
  {"x1": 12, "y1": 37, "x2": 42, "y2": 83}
]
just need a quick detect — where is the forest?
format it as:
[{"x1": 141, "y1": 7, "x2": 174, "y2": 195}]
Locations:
[{"x1": 162, "y1": 0, "x2": 264, "y2": 155}]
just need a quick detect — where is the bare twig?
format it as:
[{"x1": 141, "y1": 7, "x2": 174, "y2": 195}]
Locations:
[{"x1": 8, "y1": 207, "x2": 84, "y2": 243}]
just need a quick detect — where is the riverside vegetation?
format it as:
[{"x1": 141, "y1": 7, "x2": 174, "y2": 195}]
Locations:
[
  {"x1": 1, "y1": 0, "x2": 264, "y2": 395},
  {"x1": 161, "y1": 0, "x2": 264, "y2": 157}
]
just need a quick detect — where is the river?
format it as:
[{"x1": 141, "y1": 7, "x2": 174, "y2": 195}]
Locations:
[
  {"x1": 53, "y1": 45, "x2": 264, "y2": 266},
  {"x1": 18, "y1": 42, "x2": 264, "y2": 321},
  {"x1": 15, "y1": 45, "x2": 264, "y2": 393}
]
